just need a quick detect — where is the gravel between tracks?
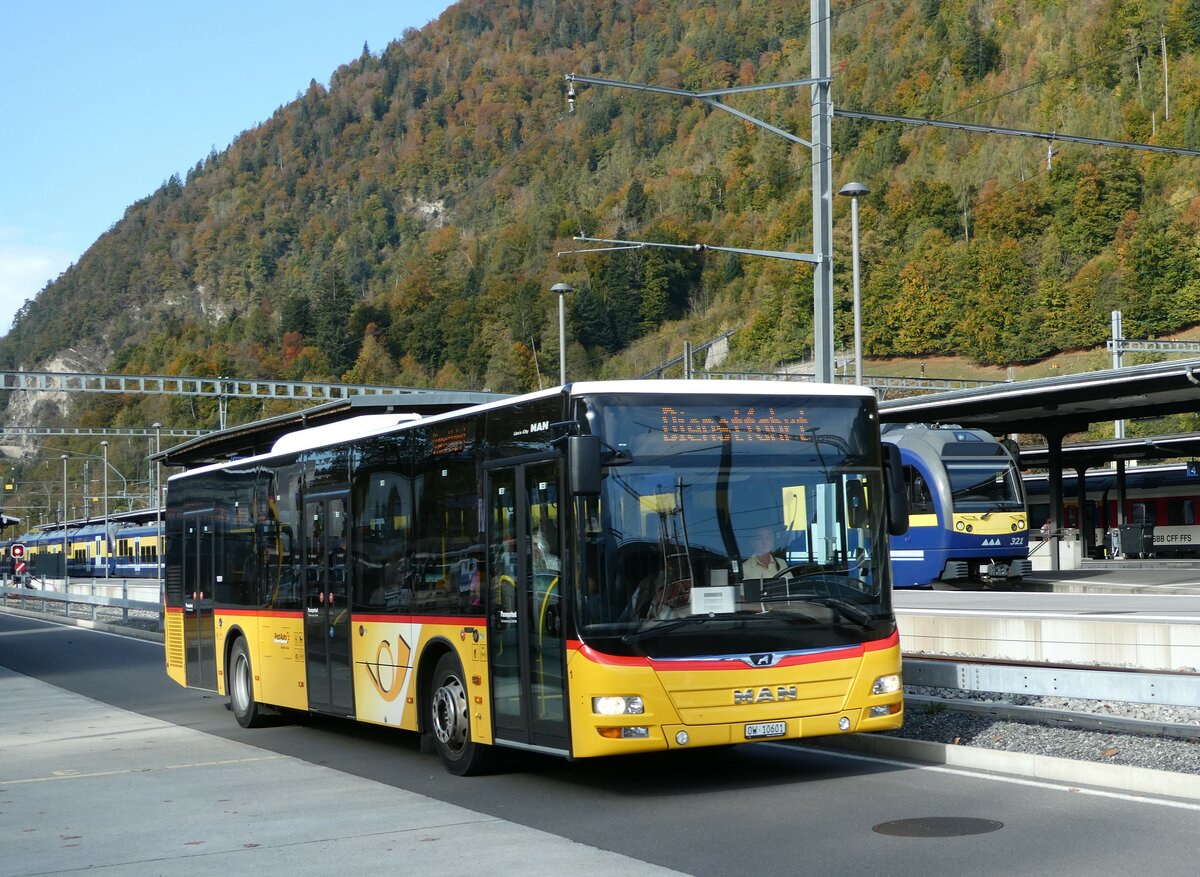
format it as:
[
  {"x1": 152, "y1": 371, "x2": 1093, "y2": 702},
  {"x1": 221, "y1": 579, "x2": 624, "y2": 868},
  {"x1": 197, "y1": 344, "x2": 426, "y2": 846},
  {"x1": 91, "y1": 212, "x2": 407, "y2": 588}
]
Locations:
[{"x1": 892, "y1": 685, "x2": 1200, "y2": 775}]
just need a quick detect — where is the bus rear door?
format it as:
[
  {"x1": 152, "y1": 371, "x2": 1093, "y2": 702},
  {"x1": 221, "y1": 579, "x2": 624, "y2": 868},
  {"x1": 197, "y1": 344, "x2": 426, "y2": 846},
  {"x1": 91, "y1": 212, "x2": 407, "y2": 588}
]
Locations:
[{"x1": 181, "y1": 512, "x2": 218, "y2": 690}]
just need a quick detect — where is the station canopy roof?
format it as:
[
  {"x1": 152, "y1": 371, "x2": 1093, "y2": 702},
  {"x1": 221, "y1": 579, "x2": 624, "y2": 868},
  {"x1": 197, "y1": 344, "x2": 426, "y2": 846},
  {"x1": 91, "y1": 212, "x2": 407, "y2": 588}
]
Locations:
[{"x1": 878, "y1": 356, "x2": 1200, "y2": 470}]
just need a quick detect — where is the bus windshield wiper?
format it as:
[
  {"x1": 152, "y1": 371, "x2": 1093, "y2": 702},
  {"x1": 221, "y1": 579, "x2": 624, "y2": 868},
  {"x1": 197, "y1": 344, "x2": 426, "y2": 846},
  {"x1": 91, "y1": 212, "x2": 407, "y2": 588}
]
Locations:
[
  {"x1": 621, "y1": 607, "x2": 823, "y2": 644},
  {"x1": 756, "y1": 596, "x2": 867, "y2": 627},
  {"x1": 804, "y1": 595, "x2": 874, "y2": 628},
  {"x1": 755, "y1": 609, "x2": 821, "y2": 625},
  {"x1": 621, "y1": 613, "x2": 723, "y2": 643}
]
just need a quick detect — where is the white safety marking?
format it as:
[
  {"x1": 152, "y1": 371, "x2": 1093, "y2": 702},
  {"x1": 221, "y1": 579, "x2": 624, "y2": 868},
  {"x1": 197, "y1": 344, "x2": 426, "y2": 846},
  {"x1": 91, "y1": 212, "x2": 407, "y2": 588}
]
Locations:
[
  {"x1": 1, "y1": 755, "x2": 286, "y2": 785},
  {"x1": 772, "y1": 744, "x2": 1200, "y2": 813},
  {"x1": 895, "y1": 607, "x2": 1200, "y2": 624}
]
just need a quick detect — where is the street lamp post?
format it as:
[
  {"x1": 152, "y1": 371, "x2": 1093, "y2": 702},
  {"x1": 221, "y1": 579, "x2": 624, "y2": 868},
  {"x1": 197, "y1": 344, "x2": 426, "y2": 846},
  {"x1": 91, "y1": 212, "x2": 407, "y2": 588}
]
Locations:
[
  {"x1": 153, "y1": 423, "x2": 163, "y2": 586},
  {"x1": 838, "y1": 182, "x2": 870, "y2": 386},
  {"x1": 61, "y1": 455, "x2": 69, "y2": 587},
  {"x1": 551, "y1": 283, "x2": 574, "y2": 385},
  {"x1": 101, "y1": 440, "x2": 110, "y2": 578}
]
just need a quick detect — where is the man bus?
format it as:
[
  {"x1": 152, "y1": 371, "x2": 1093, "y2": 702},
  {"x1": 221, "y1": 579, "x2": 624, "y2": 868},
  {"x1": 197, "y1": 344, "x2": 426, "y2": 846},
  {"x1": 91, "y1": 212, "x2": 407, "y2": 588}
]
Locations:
[{"x1": 164, "y1": 380, "x2": 907, "y2": 775}]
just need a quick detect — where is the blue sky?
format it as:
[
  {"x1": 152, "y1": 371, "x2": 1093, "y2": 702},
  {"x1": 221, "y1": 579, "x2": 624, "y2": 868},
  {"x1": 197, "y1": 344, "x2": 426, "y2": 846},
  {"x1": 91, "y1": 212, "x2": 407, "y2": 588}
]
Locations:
[{"x1": 0, "y1": 0, "x2": 453, "y2": 335}]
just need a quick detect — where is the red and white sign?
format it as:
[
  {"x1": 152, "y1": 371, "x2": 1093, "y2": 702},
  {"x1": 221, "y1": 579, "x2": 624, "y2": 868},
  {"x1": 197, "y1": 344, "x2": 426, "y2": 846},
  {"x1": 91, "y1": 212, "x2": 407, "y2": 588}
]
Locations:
[{"x1": 14, "y1": 560, "x2": 26, "y2": 575}]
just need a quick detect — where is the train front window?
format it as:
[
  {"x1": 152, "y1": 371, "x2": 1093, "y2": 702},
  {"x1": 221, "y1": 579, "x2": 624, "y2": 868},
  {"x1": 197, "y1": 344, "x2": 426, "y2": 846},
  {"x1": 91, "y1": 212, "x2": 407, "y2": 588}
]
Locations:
[
  {"x1": 947, "y1": 461, "x2": 1023, "y2": 512},
  {"x1": 573, "y1": 394, "x2": 895, "y2": 659}
]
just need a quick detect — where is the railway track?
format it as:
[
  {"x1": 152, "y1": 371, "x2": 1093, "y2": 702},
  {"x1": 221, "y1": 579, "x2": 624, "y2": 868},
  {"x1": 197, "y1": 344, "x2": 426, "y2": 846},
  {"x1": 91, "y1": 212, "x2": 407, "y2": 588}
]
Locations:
[
  {"x1": 905, "y1": 692, "x2": 1200, "y2": 740},
  {"x1": 901, "y1": 653, "x2": 1200, "y2": 747}
]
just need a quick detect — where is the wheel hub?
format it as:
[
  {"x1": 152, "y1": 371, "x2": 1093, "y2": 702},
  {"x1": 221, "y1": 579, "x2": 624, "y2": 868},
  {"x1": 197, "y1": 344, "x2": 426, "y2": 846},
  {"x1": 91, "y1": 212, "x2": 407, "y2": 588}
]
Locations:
[{"x1": 432, "y1": 676, "x2": 468, "y2": 749}]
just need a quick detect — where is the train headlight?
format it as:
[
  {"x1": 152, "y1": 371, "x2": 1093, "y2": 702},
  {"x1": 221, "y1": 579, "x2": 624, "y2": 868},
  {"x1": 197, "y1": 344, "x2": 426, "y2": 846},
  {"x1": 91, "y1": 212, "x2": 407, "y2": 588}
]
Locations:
[
  {"x1": 955, "y1": 521, "x2": 965, "y2": 531},
  {"x1": 592, "y1": 695, "x2": 645, "y2": 716}
]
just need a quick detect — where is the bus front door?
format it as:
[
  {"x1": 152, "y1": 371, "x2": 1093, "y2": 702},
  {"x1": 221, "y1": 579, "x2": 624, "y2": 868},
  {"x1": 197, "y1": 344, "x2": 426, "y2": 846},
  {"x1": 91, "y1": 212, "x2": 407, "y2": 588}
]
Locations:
[
  {"x1": 182, "y1": 514, "x2": 218, "y2": 691},
  {"x1": 486, "y1": 459, "x2": 569, "y2": 756},
  {"x1": 303, "y1": 494, "x2": 354, "y2": 716}
]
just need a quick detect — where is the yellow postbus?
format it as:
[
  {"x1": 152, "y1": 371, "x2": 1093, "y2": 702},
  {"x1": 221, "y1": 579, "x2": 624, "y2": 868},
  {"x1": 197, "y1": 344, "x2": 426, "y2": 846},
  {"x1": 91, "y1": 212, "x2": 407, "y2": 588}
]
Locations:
[{"x1": 164, "y1": 380, "x2": 908, "y2": 775}]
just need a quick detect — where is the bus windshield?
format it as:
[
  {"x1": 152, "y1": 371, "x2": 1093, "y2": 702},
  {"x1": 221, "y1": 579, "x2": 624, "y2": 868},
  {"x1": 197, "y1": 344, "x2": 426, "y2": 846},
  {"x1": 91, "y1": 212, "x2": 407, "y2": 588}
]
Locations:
[{"x1": 573, "y1": 394, "x2": 895, "y2": 658}]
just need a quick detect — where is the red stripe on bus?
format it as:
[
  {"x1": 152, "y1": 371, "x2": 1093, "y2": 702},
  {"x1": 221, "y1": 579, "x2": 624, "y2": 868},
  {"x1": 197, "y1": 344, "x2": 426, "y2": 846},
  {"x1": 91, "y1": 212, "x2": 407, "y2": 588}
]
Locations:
[
  {"x1": 352, "y1": 613, "x2": 487, "y2": 625},
  {"x1": 570, "y1": 630, "x2": 899, "y2": 670},
  {"x1": 166, "y1": 606, "x2": 485, "y2": 625},
  {"x1": 863, "y1": 630, "x2": 900, "y2": 651},
  {"x1": 221, "y1": 609, "x2": 304, "y2": 619}
]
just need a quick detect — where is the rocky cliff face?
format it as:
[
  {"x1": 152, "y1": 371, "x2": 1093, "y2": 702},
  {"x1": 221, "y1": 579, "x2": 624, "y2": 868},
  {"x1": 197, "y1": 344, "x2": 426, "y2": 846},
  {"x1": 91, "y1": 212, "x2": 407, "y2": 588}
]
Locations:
[{"x1": 1, "y1": 346, "x2": 109, "y2": 460}]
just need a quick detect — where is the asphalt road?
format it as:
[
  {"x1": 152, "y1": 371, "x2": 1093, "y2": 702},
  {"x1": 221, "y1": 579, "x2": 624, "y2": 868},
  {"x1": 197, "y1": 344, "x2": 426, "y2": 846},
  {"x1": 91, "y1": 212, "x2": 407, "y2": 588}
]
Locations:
[{"x1": 3, "y1": 611, "x2": 1199, "y2": 877}]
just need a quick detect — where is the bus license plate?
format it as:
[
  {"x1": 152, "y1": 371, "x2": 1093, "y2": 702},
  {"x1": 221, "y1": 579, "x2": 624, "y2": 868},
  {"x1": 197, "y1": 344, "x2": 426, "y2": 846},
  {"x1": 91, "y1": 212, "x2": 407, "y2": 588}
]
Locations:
[{"x1": 744, "y1": 721, "x2": 787, "y2": 739}]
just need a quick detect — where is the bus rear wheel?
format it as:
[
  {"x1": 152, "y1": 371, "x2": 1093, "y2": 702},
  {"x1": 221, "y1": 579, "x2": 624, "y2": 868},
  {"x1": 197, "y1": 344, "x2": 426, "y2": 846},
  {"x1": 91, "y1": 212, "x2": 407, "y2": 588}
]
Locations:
[
  {"x1": 429, "y1": 653, "x2": 493, "y2": 776},
  {"x1": 229, "y1": 638, "x2": 267, "y2": 728}
]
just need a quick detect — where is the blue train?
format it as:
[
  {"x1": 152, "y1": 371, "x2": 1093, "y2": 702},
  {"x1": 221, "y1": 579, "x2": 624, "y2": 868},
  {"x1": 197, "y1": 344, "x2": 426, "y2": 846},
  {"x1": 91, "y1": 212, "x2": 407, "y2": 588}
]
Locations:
[
  {"x1": 883, "y1": 424, "x2": 1030, "y2": 588},
  {"x1": 1, "y1": 518, "x2": 163, "y2": 578}
]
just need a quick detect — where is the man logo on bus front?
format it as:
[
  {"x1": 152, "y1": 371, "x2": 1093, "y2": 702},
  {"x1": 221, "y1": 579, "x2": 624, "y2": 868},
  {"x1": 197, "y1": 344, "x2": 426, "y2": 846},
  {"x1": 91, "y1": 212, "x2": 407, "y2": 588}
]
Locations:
[{"x1": 749, "y1": 653, "x2": 775, "y2": 666}]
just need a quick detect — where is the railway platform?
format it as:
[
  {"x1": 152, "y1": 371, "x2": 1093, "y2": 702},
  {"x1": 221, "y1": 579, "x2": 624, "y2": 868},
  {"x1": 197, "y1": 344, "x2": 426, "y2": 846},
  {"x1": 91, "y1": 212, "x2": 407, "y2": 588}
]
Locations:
[{"x1": 896, "y1": 568, "x2": 1200, "y2": 671}]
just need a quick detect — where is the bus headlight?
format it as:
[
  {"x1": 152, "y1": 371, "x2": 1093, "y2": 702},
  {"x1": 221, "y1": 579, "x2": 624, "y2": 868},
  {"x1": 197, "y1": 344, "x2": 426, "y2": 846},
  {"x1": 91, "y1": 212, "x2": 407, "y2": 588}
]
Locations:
[
  {"x1": 871, "y1": 674, "x2": 901, "y2": 695},
  {"x1": 592, "y1": 695, "x2": 645, "y2": 715}
]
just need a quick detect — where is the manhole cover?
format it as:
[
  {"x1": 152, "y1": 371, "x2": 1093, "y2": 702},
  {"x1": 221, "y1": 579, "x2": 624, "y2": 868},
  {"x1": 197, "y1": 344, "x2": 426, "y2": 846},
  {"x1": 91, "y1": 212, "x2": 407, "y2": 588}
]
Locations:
[{"x1": 873, "y1": 817, "x2": 1004, "y2": 838}]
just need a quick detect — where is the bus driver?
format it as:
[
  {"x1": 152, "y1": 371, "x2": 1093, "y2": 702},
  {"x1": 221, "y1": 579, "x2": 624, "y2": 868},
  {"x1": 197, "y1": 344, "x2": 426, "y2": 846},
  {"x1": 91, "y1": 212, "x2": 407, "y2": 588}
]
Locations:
[{"x1": 743, "y1": 526, "x2": 787, "y2": 580}]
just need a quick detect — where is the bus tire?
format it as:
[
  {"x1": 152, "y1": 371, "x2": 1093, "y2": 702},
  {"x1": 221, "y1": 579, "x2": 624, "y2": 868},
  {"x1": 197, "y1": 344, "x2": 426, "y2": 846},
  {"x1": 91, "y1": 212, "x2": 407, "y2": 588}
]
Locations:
[
  {"x1": 429, "y1": 652, "x2": 493, "y2": 776},
  {"x1": 229, "y1": 638, "x2": 267, "y2": 729}
]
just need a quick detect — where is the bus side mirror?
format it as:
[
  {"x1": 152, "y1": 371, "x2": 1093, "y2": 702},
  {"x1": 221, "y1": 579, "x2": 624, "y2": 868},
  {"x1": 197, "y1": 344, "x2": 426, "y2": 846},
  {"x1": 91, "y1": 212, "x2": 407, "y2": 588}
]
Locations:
[
  {"x1": 883, "y1": 443, "x2": 909, "y2": 536},
  {"x1": 568, "y1": 435, "x2": 602, "y2": 496},
  {"x1": 845, "y1": 479, "x2": 868, "y2": 529}
]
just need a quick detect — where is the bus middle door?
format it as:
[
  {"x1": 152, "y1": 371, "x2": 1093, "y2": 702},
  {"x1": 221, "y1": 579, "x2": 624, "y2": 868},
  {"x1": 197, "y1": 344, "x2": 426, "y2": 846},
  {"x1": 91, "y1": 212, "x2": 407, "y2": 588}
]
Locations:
[
  {"x1": 485, "y1": 459, "x2": 569, "y2": 757},
  {"x1": 303, "y1": 493, "x2": 354, "y2": 717}
]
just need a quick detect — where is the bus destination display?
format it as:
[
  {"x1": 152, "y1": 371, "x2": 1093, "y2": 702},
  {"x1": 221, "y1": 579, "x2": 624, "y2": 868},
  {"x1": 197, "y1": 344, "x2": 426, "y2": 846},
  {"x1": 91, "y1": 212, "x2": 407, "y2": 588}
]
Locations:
[{"x1": 660, "y1": 406, "x2": 811, "y2": 443}]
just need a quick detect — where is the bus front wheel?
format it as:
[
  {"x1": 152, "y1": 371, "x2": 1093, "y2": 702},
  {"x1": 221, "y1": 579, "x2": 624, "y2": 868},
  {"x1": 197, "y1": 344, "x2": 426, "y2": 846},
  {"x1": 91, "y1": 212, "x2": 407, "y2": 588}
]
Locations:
[
  {"x1": 229, "y1": 638, "x2": 267, "y2": 728},
  {"x1": 429, "y1": 653, "x2": 493, "y2": 776}
]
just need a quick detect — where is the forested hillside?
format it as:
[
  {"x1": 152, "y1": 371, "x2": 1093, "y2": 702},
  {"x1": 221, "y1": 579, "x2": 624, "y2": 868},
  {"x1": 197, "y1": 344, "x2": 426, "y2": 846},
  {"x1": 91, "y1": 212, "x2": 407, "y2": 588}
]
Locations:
[{"x1": 6, "y1": 0, "x2": 1200, "y2": 429}]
